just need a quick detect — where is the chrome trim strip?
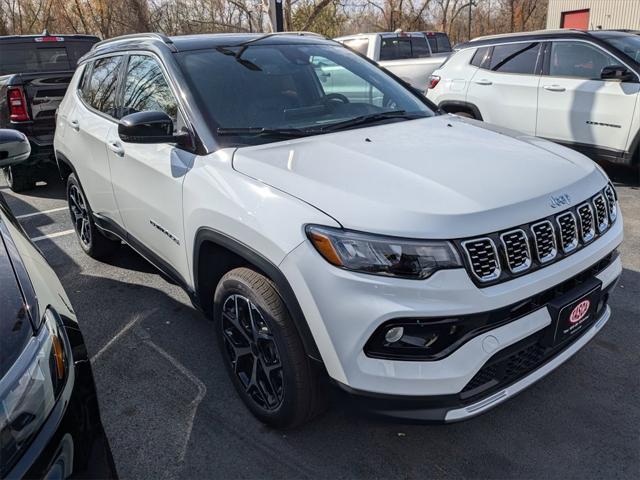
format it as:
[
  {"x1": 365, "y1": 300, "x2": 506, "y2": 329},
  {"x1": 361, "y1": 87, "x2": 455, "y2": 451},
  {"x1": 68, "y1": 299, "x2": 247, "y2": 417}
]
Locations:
[{"x1": 445, "y1": 306, "x2": 611, "y2": 422}]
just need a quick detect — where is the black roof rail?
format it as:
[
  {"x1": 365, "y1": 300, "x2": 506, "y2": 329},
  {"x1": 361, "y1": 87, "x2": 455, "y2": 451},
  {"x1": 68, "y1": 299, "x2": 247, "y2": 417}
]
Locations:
[{"x1": 93, "y1": 32, "x2": 176, "y2": 52}]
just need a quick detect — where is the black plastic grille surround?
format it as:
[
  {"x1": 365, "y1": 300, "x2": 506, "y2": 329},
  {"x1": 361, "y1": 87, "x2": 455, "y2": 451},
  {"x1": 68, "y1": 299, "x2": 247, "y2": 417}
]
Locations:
[{"x1": 458, "y1": 185, "x2": 618, "y2": 287}]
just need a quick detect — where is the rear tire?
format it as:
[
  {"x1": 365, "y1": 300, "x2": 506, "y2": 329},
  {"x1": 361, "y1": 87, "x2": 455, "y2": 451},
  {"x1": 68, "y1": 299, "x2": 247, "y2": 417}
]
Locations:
[
  {"x1": 3, "y1": 165, "x2": 35, "y2": 192},
  {"x1": 67, "y1": 173, "x2": 119, "y2": 259},
  {"x1": 214, "y1": 267, "x2": 327, "y2": 428}
]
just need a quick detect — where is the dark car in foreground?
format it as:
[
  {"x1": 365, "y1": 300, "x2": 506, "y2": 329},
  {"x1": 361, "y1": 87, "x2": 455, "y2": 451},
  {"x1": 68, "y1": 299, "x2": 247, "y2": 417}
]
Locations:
[
  {"x1": 0, "y1": 32, "x2": 98, "y2": 192},
  {"x1": 0, "y1": 130, "x2": 116, "y2": 479}
]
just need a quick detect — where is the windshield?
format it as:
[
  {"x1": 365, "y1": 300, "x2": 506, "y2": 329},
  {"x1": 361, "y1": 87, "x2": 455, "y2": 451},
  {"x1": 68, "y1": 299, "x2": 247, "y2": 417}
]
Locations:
[
  {"x1": 599, "y1": 34, "x2": 640, "y2": 63},
  {"x1": 176, "y1": 43, "x2": 434, "y2": 146},
  {"x1": 0, "y1": 42, "x2": 95, "y2": 75}
]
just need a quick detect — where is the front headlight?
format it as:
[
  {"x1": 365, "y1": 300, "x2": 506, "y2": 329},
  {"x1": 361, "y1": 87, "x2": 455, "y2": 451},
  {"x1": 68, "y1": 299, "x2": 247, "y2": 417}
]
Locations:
[
  {"x1": 306, "y1": 225, "x2": 462, "y2": 279},
  {"x1": 0, "y1": 309, "x2": 68, "y2": 477}
]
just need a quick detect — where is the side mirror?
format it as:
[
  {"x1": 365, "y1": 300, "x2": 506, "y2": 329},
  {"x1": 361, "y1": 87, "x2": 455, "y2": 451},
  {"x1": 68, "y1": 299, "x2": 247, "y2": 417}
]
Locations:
[
  {"x1": 118, "y1": 111, "x2": 188, "y2": 146},
  {"x1": 0, "y1": 129, "x2": 30, "y2": 168},
  {"x1": 601, "y1": 65, "x2": 635, "y2": 82}
]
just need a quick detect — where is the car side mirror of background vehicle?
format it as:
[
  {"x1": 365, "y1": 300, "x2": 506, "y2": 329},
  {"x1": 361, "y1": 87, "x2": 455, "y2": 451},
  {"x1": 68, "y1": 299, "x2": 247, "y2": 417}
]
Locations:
[
  {"x1": 0, "y1": 129, "x2": 31, "y2": 167},
  {"x1": 600, "y1": 65, "x2": 635, "y2": 82},
  {"x1": 118, "y1": 111, "x2": 190, "y2": 147}
]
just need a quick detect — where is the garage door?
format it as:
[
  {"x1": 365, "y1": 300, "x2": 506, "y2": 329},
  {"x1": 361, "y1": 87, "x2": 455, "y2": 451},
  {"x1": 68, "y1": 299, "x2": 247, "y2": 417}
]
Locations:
[{"x1": 561, "y1": 9, "x2": 590, "y2": 29}]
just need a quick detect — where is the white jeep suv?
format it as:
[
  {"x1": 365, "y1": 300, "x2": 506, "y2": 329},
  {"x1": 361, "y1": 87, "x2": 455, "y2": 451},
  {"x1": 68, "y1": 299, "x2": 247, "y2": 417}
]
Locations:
[
  {"x1": 54, "y1": 32, "x2": 623, "y2": 427},
  {"x1": 427, "y1": 29, "x2": 640, "y2": 175}
]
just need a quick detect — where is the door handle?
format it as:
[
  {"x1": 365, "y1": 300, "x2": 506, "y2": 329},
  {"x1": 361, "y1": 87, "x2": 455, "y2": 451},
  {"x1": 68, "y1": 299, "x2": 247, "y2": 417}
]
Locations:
[
  {"x1": 475, "y1": 79, "x2": 492, "y2": 86},
  {"x1": 69, "y1": 119, "x2": 80, "y2": 131},
  {"x1": 543, "y1": 85, "x2": 566, "y2": 92},
  {"x1": 108, "y1": 141, "x2": 124, "y2": 157}
]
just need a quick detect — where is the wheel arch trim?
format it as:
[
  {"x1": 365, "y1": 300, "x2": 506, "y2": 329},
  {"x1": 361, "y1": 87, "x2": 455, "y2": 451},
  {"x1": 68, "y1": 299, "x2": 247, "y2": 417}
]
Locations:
[
  {"x1": 438, "y1": 100, "x2": 483, "y2": 120},
  {"x1": 193, "y1": 227, "x2": 322, "y2": 362}
]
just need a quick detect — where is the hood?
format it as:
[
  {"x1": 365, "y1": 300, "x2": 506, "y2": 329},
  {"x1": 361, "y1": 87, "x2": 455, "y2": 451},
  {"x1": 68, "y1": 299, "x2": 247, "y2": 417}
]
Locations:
[{"x1": 232, "y1": 115, "x2": 608, "y2": 238}]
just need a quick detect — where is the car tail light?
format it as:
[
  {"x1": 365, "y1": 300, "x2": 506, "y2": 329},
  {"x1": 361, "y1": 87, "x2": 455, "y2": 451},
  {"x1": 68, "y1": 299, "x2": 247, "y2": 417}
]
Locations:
[
  {"x1": 428, "y1": 75, "x2": 441, "y2": 89},
  {"x1": 8, "y1": 87, "x2": 29, "y2": 122}
]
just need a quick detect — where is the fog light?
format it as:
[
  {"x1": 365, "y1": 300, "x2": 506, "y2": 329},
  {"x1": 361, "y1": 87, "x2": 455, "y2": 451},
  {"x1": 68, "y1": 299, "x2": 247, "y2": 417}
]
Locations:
[{"x1": 385, "y1": 326, "x2": 404, "y2": 343}]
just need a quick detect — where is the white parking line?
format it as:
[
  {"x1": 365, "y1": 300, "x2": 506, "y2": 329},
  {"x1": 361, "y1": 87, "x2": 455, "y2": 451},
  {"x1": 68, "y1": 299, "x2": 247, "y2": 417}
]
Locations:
[
  {"x1": 16, "y1": 206, "x2": 67, "y2": 219},
  {"x1": 31, "y1": 229, "x2": 75, "y2": 242}
]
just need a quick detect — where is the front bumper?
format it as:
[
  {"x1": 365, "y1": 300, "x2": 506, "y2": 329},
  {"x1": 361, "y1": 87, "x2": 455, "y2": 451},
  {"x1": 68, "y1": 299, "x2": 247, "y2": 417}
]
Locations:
[{"x1": 279, "y1": 214, "x2": 623, "y2": 402}]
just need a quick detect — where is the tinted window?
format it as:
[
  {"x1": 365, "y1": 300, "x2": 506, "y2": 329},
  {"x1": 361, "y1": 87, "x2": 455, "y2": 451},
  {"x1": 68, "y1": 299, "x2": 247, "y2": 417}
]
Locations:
[
  {"x1": 549, "y1": 41, "x2": 618, "y2": 79},
  {"x1": 0, "y1": 42, "x2": 94, "y2": 75},
  {"x1": 426, "y1": 33, "x2": 452, "y2": 53},
  {"x1": 342, "y1": 38, "x2": 369, "y2": 56},
  {"x1": 471, "y1": 47, "x2": 491, "y2": 68},
  {"x1": 84, "y1": 56, "x2": 122, "y2": 117},
  {"x1": 411, "y1": 37, "x2": 431, "y2": 58},
  {"x1": 599, "y1": 34, "x2": 640, "y2": 62},
  {"x1": 123, "y1": 55, "x2": 178, "y2": 124},
  {"x1": 379, "y1": 37, "x2": 412, "y2": 60},
  {"x1": 490, "y1": 42, "x2": 540, "y2": 74},
  {"x1": 177, "y1": 44, "x2": 433, "y2": 146}
]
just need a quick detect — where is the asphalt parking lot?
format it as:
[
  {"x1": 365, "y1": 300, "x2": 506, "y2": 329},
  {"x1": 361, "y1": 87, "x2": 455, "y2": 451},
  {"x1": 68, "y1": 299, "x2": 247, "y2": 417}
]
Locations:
[{"x1": 0, "y1": 168, "x2": 638, "y2": 479}]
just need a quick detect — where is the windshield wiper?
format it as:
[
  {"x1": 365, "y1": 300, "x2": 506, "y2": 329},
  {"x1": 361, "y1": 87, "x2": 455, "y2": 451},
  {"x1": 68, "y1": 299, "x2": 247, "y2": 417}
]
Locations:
[
  {"x1": 217, "y1": 127, "x2": 319, "y2": 138},
  {"x1": 318, "y1": 110, "x2": 426, "y2": 133}
]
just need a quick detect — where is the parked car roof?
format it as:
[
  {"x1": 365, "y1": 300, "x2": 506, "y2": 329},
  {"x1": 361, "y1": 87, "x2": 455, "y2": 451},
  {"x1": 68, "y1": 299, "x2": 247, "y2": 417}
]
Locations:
[
  {"x1": 82, "y1": 31, "x2": 336, "y2": 61},
  {"x1": 457, "y1": 29, "x2": 638, "y2": 50}
]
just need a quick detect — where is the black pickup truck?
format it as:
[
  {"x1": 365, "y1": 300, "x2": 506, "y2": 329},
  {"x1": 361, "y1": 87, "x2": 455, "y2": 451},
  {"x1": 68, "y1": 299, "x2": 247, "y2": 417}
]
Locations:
[{"x1": 0, "y1": 32, "x2": 99, "y2": 191}]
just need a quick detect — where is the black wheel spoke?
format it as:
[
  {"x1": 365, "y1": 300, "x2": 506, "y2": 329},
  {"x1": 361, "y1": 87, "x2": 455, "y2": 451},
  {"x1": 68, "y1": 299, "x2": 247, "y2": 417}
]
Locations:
[
  {"x1": 68, "y1": 185, "x2": 91, "y2": 247},
  {"x1": 221, "y1": 294, "x2": 284, "y2": 411}
]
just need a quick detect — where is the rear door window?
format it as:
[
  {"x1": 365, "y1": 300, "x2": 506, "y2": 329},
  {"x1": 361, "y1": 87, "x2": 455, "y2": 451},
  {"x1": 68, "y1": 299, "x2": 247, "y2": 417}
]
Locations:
[
  {"x1": 379, "y1": 37, "x2": 412, "y2": 60},
  {"x1": 489, "y1": 42, "x2": 541, "y2": 74},
  {"x1": 411, "y1": 36, "x2": 431, "y2": 57},
  {"x1": 84, "y1": 56, "x2": 123, "y2": 118}
]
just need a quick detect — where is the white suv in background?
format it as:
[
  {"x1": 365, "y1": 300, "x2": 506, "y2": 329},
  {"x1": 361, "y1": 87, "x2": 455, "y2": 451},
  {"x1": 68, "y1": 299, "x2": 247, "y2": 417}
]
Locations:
[
  {"x1": 427, "y1": 29, "x2": 640, "y2": 174},
  {"x1": 55, "y1": 32, "x2": 623, "y2": 427}
]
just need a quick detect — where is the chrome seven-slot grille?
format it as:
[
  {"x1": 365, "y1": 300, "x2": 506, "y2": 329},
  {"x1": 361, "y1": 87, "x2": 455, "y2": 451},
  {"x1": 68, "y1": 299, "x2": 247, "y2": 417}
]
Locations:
[{"x1": 461, "y1": 185, "x2": 618, "y2": 285}]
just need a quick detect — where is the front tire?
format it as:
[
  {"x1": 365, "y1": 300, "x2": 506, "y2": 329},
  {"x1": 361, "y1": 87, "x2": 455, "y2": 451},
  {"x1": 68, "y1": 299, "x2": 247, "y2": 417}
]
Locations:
[
  {"x1": 67, "y1": 173, "x2": 119, "y2": 259},
  {"x1": 214, "y1": 267, "x2": 326, "y2": 428},
  {"x1": 3, "y1": 165, "x2": 35, "y2": 192}
]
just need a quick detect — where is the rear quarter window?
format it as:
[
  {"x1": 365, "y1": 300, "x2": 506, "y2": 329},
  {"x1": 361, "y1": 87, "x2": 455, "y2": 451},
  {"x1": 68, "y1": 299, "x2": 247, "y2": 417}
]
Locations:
[{"x1": 470, "y1": 47, "x2": 491, "y2": 68}]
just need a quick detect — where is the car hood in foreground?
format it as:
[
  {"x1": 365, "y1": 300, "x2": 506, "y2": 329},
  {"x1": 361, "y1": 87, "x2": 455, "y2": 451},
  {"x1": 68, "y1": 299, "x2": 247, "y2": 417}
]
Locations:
[{"x1": 232, "y1": 115, "x2": 608, "y2": 238}]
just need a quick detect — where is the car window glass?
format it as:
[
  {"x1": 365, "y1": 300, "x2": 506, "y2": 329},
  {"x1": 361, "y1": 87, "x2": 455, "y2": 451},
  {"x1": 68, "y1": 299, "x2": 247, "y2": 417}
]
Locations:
[
  {"x1": 490, "y1": 42, "x2": 540, "y2": 74},
  {"x1": 549, "y1": 41, "x2": 618, "y2": 79},
  {"x1": 471, "y1": 47, "x2": 491, "y2": 68},
  {"x1": 379, "y1": 37, "x2": 412, "y2": 60},
  {"x1": 436, "y1": 34, "x2": 452, "y2": 52},
  {"x1": 85, "y1": 56, "x2": 122, "y2": 117},
  {"x1": 122, "y1": 55, "x2": 179, "y2": 125},
  {"x1": 411, "y1": 37, "x2": 431, "y2": 58},
  {"x1": 311, "y1": 56, "x2": 384, "y2": 106},
  {"x1": 342, "y1": 38, "x2": 369, "y2": 56}
]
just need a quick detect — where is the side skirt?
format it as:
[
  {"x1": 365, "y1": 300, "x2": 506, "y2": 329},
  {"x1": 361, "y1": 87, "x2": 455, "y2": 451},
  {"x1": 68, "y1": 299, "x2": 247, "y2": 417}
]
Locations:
[{"x1": 92, "y1": 213, "x2": 202, "y2": 311}]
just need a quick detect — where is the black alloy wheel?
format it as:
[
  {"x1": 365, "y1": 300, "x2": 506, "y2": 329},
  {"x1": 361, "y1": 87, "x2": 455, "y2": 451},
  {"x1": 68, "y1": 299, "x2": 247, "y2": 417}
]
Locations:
[
  {"x1": 214, "y1": 268, "x2": 327, "y2": 428},
  {"x1": 221, "y1": 294, "x2": 284, "y2": 410},
  {"x1": 66, "y1": 173, "x2": 119, "y2": 259},
  {"x1": 69, "y1": 183, "x2": 91, "y2": 248}
]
